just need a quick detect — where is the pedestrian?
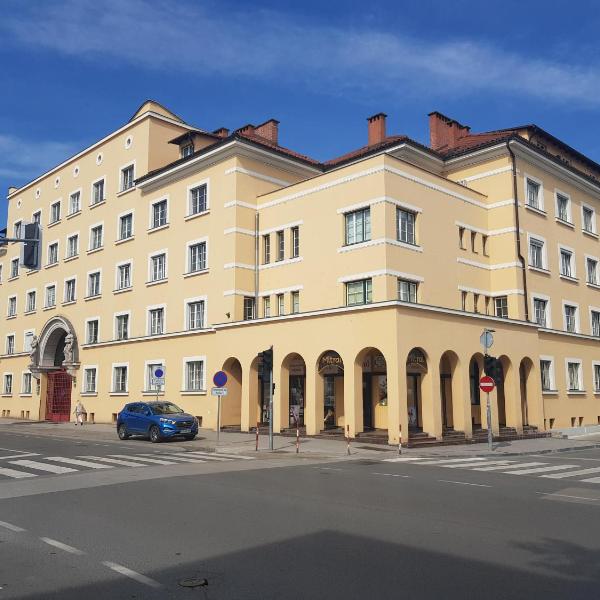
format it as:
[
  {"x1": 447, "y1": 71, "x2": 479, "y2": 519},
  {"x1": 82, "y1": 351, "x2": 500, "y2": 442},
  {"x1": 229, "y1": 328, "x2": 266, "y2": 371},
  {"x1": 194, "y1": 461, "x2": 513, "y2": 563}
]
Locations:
[{"x1": 73, "y1": 401, "x2": 86, "y2": 426}]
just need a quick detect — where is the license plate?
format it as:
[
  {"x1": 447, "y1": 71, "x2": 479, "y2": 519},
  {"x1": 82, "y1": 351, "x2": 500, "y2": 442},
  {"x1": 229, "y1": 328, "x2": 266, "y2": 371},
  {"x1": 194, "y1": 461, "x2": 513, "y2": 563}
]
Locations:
[{"x1": 180, "y1": 429, "x2": 191, "y2": 434}]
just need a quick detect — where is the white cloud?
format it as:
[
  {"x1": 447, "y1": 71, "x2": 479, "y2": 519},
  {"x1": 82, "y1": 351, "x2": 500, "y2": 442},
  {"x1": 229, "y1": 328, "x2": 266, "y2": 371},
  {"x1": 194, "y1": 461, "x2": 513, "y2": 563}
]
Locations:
[{"x1": 2, "y1": 0, "x2": 600, "y2": 105}]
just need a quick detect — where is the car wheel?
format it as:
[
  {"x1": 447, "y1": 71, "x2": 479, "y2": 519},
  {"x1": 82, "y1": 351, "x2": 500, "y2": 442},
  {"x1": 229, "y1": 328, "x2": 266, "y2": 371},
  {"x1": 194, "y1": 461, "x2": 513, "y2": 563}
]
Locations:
[
  {"x1": 184, "y1": 434, "x2": 196, "y2": 441},
  {"x1": 149, "y1": 425, "x2": 162, "y2": 443},
  {"x1": 117, "y1": 424, "x2": 130, "y2": 440}
]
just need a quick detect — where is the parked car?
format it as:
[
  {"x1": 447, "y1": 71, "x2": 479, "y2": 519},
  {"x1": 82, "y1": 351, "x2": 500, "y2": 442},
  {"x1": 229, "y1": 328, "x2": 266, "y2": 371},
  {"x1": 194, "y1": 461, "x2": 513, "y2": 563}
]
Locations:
[{"x1": 116, "y1": 401, "x2": 198, "y2": 443}]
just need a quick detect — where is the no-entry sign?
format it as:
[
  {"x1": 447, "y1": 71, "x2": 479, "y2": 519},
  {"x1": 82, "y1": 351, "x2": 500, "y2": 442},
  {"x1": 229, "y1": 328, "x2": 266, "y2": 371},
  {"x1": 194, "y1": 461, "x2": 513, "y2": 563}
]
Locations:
[{"x1": 479, "y1": 375, "x2": 495, "y2": 393}]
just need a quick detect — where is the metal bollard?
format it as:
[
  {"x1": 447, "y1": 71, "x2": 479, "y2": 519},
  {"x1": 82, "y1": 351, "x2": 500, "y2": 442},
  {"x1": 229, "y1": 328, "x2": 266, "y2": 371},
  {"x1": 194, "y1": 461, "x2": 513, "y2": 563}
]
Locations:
[
  {"x1": 346, "y1": 424, "x2": 350, "y2": 456},
  {"x1": 255, "y1": 422, "x2": 259, "y2": 452}
]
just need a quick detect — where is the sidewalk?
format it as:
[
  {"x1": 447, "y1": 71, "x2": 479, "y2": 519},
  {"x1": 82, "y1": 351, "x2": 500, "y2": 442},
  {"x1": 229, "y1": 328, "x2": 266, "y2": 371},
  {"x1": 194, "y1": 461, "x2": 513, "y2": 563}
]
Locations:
[{"x1": 2, "y1": 418, "x2": 600, "y2": 459}]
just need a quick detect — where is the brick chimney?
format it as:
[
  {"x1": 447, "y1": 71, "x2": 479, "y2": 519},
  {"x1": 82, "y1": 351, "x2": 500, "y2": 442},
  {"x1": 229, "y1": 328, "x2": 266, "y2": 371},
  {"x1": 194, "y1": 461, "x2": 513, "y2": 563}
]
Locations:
[
  {"x1": 236, "y1": 124, "x2": 256, "y2": 136},
  {"x1": 428, "y1": 111, "x2": 470, "y2": 151},
  {"x1": 367, "y1": 113, "x2": 387, "y2": 146},
  {"x1": 254, "y1": 119, "x2": 280, "y2": 145},
  {"x1": 213, "y1": 127, "x2": 229, "y2": 139}
]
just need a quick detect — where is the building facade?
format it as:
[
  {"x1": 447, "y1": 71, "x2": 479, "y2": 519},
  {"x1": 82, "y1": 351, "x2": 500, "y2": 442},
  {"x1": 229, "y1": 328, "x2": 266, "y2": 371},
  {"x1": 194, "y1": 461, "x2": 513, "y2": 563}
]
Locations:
[{"x1": 1, "y1": 101, "x2": 600, "y2": 445}]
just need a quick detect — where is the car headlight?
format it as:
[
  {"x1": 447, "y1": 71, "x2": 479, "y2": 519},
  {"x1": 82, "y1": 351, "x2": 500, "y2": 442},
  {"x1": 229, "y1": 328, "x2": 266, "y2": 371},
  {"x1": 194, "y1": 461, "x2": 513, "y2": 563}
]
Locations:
[{"x1": 159, "y1": 418, "x2": 177, "y2": 425}]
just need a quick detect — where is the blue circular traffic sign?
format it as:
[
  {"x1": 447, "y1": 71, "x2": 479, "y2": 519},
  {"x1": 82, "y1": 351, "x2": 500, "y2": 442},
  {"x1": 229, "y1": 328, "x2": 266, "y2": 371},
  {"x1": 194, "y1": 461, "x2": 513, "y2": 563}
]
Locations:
[
  {"x1": 213, "y1": 371, "x2": 228, "y2": 387},
  {"x1": 154, "y1": 368, "x2": 164, "y2": 378}
]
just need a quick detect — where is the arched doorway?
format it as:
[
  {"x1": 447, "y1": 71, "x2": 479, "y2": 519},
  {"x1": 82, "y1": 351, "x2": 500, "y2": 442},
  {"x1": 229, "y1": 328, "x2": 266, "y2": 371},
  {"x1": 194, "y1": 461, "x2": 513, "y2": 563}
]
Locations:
[
  {"x1": 317, "y1": 351, "x2": 344, "y2": 431},
  {"x1": 356, "y1": 348, "x2": 387, "y2": 432},
  {"x1": 469, "y1": 354, "x2": 483, "y2": 429},
  {"x1": 519, "y1": 357, "x2": 534, "y2": 427},
  {"x1": 281, "y1": 353, "x2": 306, "y2": 429},
  {"x1": 406, "y1": 348, "x2": 428, "y2": 431},
  {"x1": 497, "y1": 356, "x2": 510, "y2": 428},
  {"x1": 221, "y1": 358, "x2": 242, "y2": 428},
  {"x1": 439, "y1": 351, "x2": 459, "y2": 431}
]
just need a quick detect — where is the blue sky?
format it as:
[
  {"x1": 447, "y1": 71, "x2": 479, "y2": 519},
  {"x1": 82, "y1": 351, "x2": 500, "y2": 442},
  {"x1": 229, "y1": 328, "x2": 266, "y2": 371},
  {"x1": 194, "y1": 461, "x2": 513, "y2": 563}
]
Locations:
[{"x1": 2, "y1": 0, "x2": 600, "y2": 225}]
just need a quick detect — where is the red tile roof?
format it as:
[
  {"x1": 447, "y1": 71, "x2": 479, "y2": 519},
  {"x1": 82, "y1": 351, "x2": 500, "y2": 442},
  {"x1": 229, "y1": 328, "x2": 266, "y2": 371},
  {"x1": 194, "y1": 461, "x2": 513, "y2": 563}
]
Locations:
[
  {"x1": 325, "y1": 135, "x2": 410, "y2": 166},
  {"x1": 236, "y1": 131, "x2": 321, "y2": 166}
]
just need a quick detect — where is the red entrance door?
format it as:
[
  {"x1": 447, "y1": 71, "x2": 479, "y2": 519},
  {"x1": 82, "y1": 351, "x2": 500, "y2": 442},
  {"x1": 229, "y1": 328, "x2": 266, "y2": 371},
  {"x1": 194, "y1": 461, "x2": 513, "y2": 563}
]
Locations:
[{"x1": 46, "y1": 371, "x2": 72, "y2": 422}]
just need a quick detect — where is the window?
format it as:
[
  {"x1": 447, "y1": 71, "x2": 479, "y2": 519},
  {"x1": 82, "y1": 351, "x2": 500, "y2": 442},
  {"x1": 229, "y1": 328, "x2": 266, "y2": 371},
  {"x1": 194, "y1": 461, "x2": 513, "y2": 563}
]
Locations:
[
  {"x1": 458, "y1": 227, "x2": 466, "y2": 249},
  {"x1": 276, "y1": 230, "x2": 284, "y2": 261},
  {"x1": 86, "y1": 320, "x2": 99, "y2": 344},
  {"x1": 188, "y1": 242, "x2": 206, "y2": 272},
  {"x1": 26, "y1": 290, "x2": 36, "y2": 312},
  {"x1": 533, "y1": 298, "x2": 547, "y2": 327},
  {"x1": 529, "y1": 238, "x2": 544, "y2": 269},
  {"x1": 119, "y1": 213, "x2": 133, "y2": 240},
  {"x1": 113, "y1": 366, "x2": 128, "y2": 393},
  {"x1": 4, "y1": 374, "x2": 13, "y2": 394},
  {"x1": 587, "y1": 258, "x2": 598, "y2": 285},
  {"x1": 556, "y1": 193, "x2": 570, "y2": 222},
  {"x1": 92, "y1": 179, "x2": 105, "y2": 205},
  {"x1": 398, "y1": 279, "x2": 418, "y2": 303},
  {"x1": 263, "y1": 235, "x2": 271, "y2": 264},
  {"x1": 595, "y1": 364, "x2": 600, "y2": 393},
  {"x1": 583, "y1": 206, "x2": 595, "y2": 233},
  {"x1": 84, "y1": 368, "x2": 97, "y2": 393},
  {"x1": 473, "y1": 293, "x2": 480, "y2": 313},
  {"x1": 90, "y1": 225, "x2": 103, "y2": 250},
  {"x1": 67, "y1": 234, "x2": 79, "y2": 258},
  {"x1": 185, "y1": 361, "x2": 204, "y2": 391},
  {"x1": 564, "y1": 304, "x2": 578, "y2": 333},
  {"x1": 189, "y1": 184, "x2": 207, "y2": 215},
  {"x1": 69, "y1": 191, "x2": 81, "y2": 214},
  {"x1": 346, "y1": 279, "x2": 372, "y2": 306},
  {"x1": 345, "y1": 208, "x2": 371, "y2": 245},
  {"x1": 291, "y1": 226, "x2": 300, "y2": 258},
  {"x1": 263, "y1": 297, "x2": 271, "y2": 318},
  {"x1": 461, "y1": 291, "x2": 467, "y2": 311},
  {"x1": 47, "y1": 242, "x2": 59, "y2": 265},
  {"x1": 243, "y1": 297, "x2": 255, "y2": 321},
  {"x1": 526, "y1": 178, "x2": 541, "y2": 209},
  {"x1": 181, "y1": 143, "x2": 194, "y2": 158},
  {"x1": 495, "y1": 296, "x2": 508, "y2": 319},
  {"x1": 24, "y1": 331, "x2": 34, "y2": 352},
  {"x1": 470, "y1": 231, "x2": 477, "y2": 253},
  {"x1": 6, "y1": 335, "x2": 14, "y2": 355},
  {"x1": 592, "y1": 311, "x2": 600, "y2": 337},
  {"x1": 50, "y1": 201, "x2": 61, "y2": 223},
  {"x1": 10, "y1": 258, "x2": 19, "y2": 278},
  {"x1": 121, "y1": 165, "x2": 134, "y2": 191},
  {"x1": 115, "y1": 314, "x2": 129, "y2": 340},
  {"x1": 151, "y1": 199, "x2": 168, "y2": 228},
  {"x1": 291, "y1": 291, "x2": 300, "y2": 314},
  {"x1": 187, "y1": 301, "x2": 205, "y2": 330},
  {"x1": 14, "y1": 221, "x2": 22, "y2": 239},
  {"x1": 32, "y1": 211, "x2": 41, "y2": 225},
  {"x1": 149, "y1": 308, "x2": 164, "y2": 335},
  {"x1": 560, "y1": 249, "x2": 573, "y2": 278},
  {"x1": 398, "y1": 209, "x2": 416, "y2": 245},
  {"x1": 567, "y1": 362, "x2": 581, "y2": 391},
  {"x1": 88, "y1": 272, "x2": 101, "y2": 297},
  {"x1": 22, "y1": 373, "x2": 32, "y2": 395},
  {"x1": 117, "y1": 263, "x2": 131, "y2": 290},
  {"x1": 540, "y1": 360, "x2": 553, "y2": 391},
  {"x1": 64, "y1": 278, "x2": 76, "y2": 303},
  {"x1": 45, "y1": 285, "x2": 56, "y2": 308},
  {"x1": 151, "y1": 253, "x2": 166, "y2": 282},
  {"x1": 277, "y1": 294, "x2": 285, "y2": 316},
  {"x1": 146, "y1": 363, "x2": 164, "y2": 391},
  {"x1": 482, "y1": 235, "x2": 489, "y2": 256},
  {"x1": 7, "y1": 296, "x2": 17, "y2": 317}
]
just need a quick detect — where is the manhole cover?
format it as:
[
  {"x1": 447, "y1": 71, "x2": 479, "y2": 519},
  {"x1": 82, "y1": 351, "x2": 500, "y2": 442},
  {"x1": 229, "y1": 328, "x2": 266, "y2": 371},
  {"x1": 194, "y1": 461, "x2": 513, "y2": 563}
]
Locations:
[{"x1": 179, "y1": 577, "x2": 208, "y2": 588}]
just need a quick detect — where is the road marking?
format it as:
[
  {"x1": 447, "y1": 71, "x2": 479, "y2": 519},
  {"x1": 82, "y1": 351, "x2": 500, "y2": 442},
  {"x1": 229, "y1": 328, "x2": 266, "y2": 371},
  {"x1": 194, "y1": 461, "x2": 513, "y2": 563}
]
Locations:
[
  {"x1": 315, "y1": 467, "x2": 344, "y2": 471},
  {"x1": 536, "y1": 492, "x2": 600, "y2": 501},
  {"x1": 580, "y1": 476, "x2": 600, "y2": 483},
  {"x1": 383, "y1": 457, "x2": 429, "y2": 463},
  {"x1": 471, "y1": 461, "x2": 543, "y2": 472},
  {"x1": 503, "y1": 465, "x2": 579, "y2": 475},
  {"x1": 541, "y1": 467, "x2": 600, "y2": 479},
  {"x1": 44, "y1": 457, "x2": 113, "y2": 469},
  {"x1": 138, "y1": 454, "x2": 206, "y2": 464},
  {"x1": 0, "y1": 520, "x2": 25, "y2": 532},
  {"x1": 167, "y1": 452, "x2": 232, "y2": 462},
  {"x1": 102, "y1": 561, "x2": 162, "y2": 589},
  {"x1": 413, "y1": 458, "x2": 488, "y2": 466},
  {"x1": 0, "y1": 453, "x2": 40, "y2": 460},
  {"x1": 108, "y1": 454, "x2": 178, "y2": 465},
  {"x1": 441, "y1": 460, "x2": 512, "y2": 469},
  {"x1": 9, "y1": 460, "x2": 77, "y2": 474},
  {"x1": 0, "y1": 467, "x2": 38, "y2": 479},
  {"x1": 40, "y1": 537, "x2": 84, "y2": 555},
  {"x1": 372, "y1": 472, "x2": 411, "y2": 478},
  {"x1": 204, "y1": 451, "x2": 254, "y2": 460},
  {"x1": 439, "y1": 480, "x2": 492, "y2": 488},
  {"x1": 79, "y1": 456, "x2": 154, "y2": 467}
]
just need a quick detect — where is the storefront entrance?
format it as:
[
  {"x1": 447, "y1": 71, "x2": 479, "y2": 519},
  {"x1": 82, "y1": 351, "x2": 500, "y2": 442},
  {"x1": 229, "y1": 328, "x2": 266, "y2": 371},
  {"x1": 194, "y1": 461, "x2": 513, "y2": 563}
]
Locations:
[
  {"x1": 45, "y1": 370, "x2": 72, "y2": 422},
  {"x1": 289, "y1": 374, "x2": 305, "y2": 427},
  {"x1": 324, "y1": 375, "x2": 337, "y2": 429},
  {"x1": 407, "y1": 374, "x2": 420, "y2": 429},
  {"x1": 319, "y1": 351, "x2": 344, "y2": 431}
]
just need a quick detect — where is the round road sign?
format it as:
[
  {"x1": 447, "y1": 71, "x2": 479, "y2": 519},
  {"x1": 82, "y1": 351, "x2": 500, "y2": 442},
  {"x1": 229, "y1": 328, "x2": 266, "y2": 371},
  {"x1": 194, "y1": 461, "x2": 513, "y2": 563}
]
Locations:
[
  {"x1": 213, "y1": 371, "x2": 228, "y2": 388},
  {"x1": 154, "y1": 368, "x2": 164, "y2": 379},
  {"x1": 479, "y1": 375, "x2": 495, "y2": 393}
]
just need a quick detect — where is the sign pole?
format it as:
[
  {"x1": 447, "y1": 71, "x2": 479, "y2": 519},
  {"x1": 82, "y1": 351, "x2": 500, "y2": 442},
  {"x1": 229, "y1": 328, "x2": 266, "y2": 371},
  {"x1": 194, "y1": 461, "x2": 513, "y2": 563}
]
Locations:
[
  {"x1": 217, "y1": 396, "x2": 221, "y2": 445},
  {"x1": 482, "y1": 329, "x2": 493, "y2": 452}
]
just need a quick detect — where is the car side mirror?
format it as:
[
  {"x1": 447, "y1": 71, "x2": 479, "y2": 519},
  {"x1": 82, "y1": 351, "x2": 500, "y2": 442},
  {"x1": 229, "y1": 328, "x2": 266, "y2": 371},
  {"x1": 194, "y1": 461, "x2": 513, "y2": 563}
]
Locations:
[{"x1": 144, "y1": 410, "x2": 151, "y2": 416}]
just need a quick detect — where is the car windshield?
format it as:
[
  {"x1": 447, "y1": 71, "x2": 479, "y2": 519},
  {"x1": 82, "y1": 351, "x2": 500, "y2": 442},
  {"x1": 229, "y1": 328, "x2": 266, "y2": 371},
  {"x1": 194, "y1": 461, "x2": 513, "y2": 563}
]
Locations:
[{"x1": 150, "y1": 402, "x2": 184, "y2": 415}]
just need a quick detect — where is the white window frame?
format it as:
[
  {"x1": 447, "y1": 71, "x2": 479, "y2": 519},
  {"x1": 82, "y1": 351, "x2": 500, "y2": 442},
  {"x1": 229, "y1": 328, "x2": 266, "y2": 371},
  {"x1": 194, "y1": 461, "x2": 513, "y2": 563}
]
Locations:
[
  {"x1": 82, "y1": 365, "x2": 98, "y2": 393},
  {"x1": 86, "y1": 269, "x2": 102, "y2": 298},
  {"x1": 147, "y1": 303, "x2": 167, "y2": 336},
  {"x1": 531, "y1": 294, "x2": 551, "y2": 328},
  {"x1": 68, "y1": 188, "x2": 82, "y2": 214},
  {"x1": 589, "y1": 306, "x2": 600, "y2": 337},
  {"x1": 4, "y1": 373, "x2": 13, "y2": 395},
  {"x1": 7, "y1": 295, "x2": 17, "y2": 317},
  {"x1": 90, "y1": 176, "x2": 106, "y2": 206},
  {"x1": 50, "y1": 199, "x2": 62, "y2": 223},
  {"x1": 117, "y1": 209, "x2": 135, "y2": 241},
  {"x1": 524, "y1": 173, "x2": 544, "y2": 211},
  {"x1": 539, "y1": 355, "x2": 556, "y2": 392},
  {"x1": 25, "y1": 288, "x2": 37, "y2": 313},
  {"x1": 66, "y1": 232, "x2": 80, "y2": 259},
  {"x1": 9, "y1": 257, "x2": 19, "y2": 279},
  {"x1": 115, "y1": 259, "x2": 133, "y2": 291},
  {"x1": 184, "y1": 295, "x2": 207, "y2": 330},
  {"x1": 111, "y1": 362, "x2": 129, "y2": 393},
  {"x1": 562, "y1": 300, "x2": 580, "y2": 333},
  {"x1": 144, "y1": 358, "x2": 165, "y2": 392},
  {"x1": 148, "y1": 249, "x2": 168, "y2": 283},
  {"x1": 114, "y1": 310, "x2": 131, "y2": 341},
  {"x1": 581, "y1": 203, "x2": 597, "y2": 235},
  {"x1": 85, "y1": 317, "x2": 100, "y2": 344},
  {"x1": 149, "y1": 195, "x2": 169, "y2": 230},
  {"x1": 23, "y1": 329, "x2": 35, "y2": 353},
  {"x1": 88, "y1": 221, "x2": 104, "y2": 251},
  {"x1": 13, "y1": 220, "x2": 22, "y2": 239},
  {"x1": 44, "y1": 282, "x2": 57, "y2": 308},
  {"x1": 119, "y1": 161, "x2": 136, "y2": 192},
  {"x1": 63, "y1": 276, "x2": 77, "y2": 303},
  {"x1": 182, "y1": 355, "x2": 206, "y2": 392},
  {"x1": 21, "y1": 371, "x2": 32, "y2": 395},
  {"x1": 585, "y1": 254, "x2": 599, "y2": 286},
  {"x1": 554, "y1": 189, "x2": 572, "y2": 224},
  {"x1": 185, "y1": 237, "x2": 208, "y2": 274},
  {"x1": 47, "y1": 240, "x2": 59, "y2": 266},
  {"x1": 565, "y1": 358, "x2": 583, "y2": 392},
  {"x1": 527, "y1": 233, "x2": 547, "y2": 270},
  {"x1": 5, "y1": 333, "x2": 15, "y2": 355},
  {"x1": 186, "y1": 179, "x2": 209, "y2": 217},
  {"x1": 558, "y1": 244, "x2": 576, "y2": 279},
  {"x1": 31, "y1": 209, "x2": 42, "y2": 226}
]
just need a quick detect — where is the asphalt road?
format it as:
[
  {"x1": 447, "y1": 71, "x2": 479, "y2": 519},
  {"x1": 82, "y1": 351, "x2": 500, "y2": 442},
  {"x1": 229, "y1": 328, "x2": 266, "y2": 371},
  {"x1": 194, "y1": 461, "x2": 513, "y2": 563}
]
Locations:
[{"x1": 1, "y1": 427, "x2": 600, "y2": 599}]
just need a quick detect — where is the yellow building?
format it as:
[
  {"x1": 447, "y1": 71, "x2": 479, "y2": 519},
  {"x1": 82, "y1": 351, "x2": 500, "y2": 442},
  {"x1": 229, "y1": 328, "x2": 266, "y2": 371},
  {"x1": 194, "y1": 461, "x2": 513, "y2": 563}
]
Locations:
[{"x1": 2, "y1": 101, "x2": 600, "y2": 445}]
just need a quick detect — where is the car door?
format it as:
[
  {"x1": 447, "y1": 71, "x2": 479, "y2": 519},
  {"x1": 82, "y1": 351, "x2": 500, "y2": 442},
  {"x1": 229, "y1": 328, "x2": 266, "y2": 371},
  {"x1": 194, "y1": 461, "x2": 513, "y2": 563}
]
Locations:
[
  {"x1": 138, "y1": 403, "x2": 153, "y2": 434},
  {"x1": 125, "y1": 403, "x2": 143, "y2": 433}
]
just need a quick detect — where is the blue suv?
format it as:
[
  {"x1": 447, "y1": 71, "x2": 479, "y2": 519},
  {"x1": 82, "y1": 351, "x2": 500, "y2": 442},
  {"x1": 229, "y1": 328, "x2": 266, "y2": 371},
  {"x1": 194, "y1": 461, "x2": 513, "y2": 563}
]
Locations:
[{"x1": 117, "y1": 401, "x2": 198, "y2": 443}]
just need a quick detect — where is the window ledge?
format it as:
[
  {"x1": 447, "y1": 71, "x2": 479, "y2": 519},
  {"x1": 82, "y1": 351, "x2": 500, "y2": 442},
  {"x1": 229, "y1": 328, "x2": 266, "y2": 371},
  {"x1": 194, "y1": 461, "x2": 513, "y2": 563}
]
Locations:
[
  {"x1": 146, "y1": 278, "x2": 168, "y2": 287},
  {"x1": 116, "y1": 187, "x2": 136, "y2": 197},
  {"x1": 47, "y1": 220, "x2": 61, "y2": 228},
  {"x1": 147, "y1": 223, "x2": 169, "y2": 234},
  {"x1": 62, "y1": 300, "x2": 76, "y2": 306},
  {"x1": 6, "y1": 315, "x2": 16, "y2": 320},
  {"x1": 142, "y1": 391, "x2": 164, "y2": 396},
  {"x1": 19, "y1": 394, "x2": 32, "y2": 398},
  {"x1": 45, "y1": 262, "x2": 59, "y2": 270},
  {"x1": 64, "y1": 255, "x2": 79, "y2": 263},
  {"x1": 24, "y1": 310, "x2": 36, "y2": 316},
  {"x1": 183, "y1": 269, "x2": 209, "y2": 279},
  {"x1": 84, "y1": 294, "x2": 101, "y2": 302},
  {"x1": 109, "y1": 392, "x2": 129, "y2": 396},
  {"x1": 587, "y1": 282, "x2": 600, "y2": 290},
  {"x1": 7, "y1": 276, "x2": 19, "y2": 282},
  {"x1": 583, "y1": 229, "x2": 599, "y2": 239},
  {"x1": 1, "y1": 394, "x2": 13, "y2": 398},
  {"x1": 113, "y1": 287, "x2": 132, "y2": 295},
  {"x1": 567, "y1": 390, "x2": 587, "y2": 395},
  {"x1": 25, "y1": 269, "x2": 39, "y2": 276},
  {"x1": 555, "y1": 217, "x2": 574, "y2": 229},
  {"x1": 43, "y1": 305, "x2": 56, "y2": 311},
  {"x1": 560, "y1": 274, "x2": 579, "y2": 283},
  {"x1": 528, "y1": 265, "x2": 551, "y2": 275},
  {"x1": 89, "y1": 200, "x2": 106, "y2": 210},
  {"x1": 542, "y1": 390, "x2": 559, "y2": 395},
  {"x1": 87, "y1": 247, "x2": 104, "y2": 255},
  {"x1": 66, "y1": 210, "x2": 81, "y2": 220},
  {"x1": 115, "y1": 236, "x2": 134, "y2": 245},
  {"x1": 184, "y1": 210, "x2": 210, "y2": 222},
  {"x1": 525, "y1": 204, "x2": 547, "y2": 216},
  {"x1": 80, "y1": 392, "x2": 98, "y2": 397},
  {"x1": 181, "y1": 390, "x2": 207, "y2": 396}
]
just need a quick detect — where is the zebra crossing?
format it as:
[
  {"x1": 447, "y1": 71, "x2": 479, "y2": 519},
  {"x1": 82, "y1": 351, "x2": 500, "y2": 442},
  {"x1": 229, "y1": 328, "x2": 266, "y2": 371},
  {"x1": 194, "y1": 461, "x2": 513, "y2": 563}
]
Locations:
[
  {"x1": 0, "y1": 450, "x2": 254, "y2": 480},
  {"x1": 382, "y1": 456, "x2": 600, "y2": 484}
]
